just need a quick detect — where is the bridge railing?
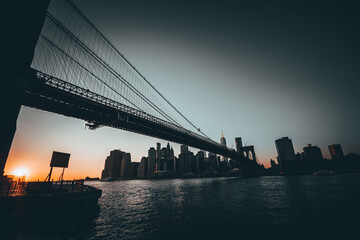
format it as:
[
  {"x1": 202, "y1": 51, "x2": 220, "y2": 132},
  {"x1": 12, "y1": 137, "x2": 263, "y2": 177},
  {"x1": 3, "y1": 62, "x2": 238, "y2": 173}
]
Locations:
[{"x1": 0, "y1": 179, "x2": 88, "y2": 197}]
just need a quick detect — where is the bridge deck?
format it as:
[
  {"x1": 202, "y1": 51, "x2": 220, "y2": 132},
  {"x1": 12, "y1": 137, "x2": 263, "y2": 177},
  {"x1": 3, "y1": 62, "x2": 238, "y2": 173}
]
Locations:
[
  {"x1": 23, "y1": 69, "x2": 249, "y2": 162},
  {"x1": 23, "y1": 70, "x2": 248, "y2": 161}
]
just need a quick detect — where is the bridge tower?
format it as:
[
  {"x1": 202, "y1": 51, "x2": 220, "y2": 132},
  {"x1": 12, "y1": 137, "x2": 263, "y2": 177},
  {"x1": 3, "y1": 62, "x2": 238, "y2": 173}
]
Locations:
[{"x1": 0, "y1": 0, "x2": 50, "y2": 175}]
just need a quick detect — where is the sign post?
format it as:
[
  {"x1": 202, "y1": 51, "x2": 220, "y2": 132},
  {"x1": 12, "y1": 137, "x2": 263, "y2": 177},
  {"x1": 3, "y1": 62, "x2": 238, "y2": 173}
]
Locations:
[{"x1": 45, "y1": 151, "x2": 70, "y2": 182}]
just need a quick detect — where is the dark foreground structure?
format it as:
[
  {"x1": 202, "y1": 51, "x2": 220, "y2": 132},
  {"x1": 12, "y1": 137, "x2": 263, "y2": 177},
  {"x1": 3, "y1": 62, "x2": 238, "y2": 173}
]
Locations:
[{"x1": 0, "y1": 178, "x2": 102, "y2": 218}]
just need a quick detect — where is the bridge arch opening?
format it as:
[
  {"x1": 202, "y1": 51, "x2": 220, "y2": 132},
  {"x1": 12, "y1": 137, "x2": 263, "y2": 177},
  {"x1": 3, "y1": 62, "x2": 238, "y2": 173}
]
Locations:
[{"x1": 248, "y1": 151, "x2": 253, "y2": 160}]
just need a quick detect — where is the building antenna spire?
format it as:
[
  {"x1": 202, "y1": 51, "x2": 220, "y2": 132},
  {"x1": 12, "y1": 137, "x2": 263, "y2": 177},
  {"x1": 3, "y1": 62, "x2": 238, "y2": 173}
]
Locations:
[{"x1": 221, "y1": 129, "x2": 224, "y2": 138}]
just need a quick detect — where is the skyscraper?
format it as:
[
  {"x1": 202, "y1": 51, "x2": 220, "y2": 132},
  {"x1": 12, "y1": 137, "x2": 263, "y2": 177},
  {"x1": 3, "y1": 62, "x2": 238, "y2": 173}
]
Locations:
[
  {"x1": 235, "y1": 137, "x2": 243, "y2": 153},
  {"x1": 196, "y1": 151, "x2": 205, "y2": 173},
  {"x1": 328, "y1": 144, "x2": 344, "y2": 161},
  {"x1": 148, "y1": 147, "x2": 156, "y2": 177},
  {"x1": 275, "y1": 137, "x2": 296, "y2": 171},
  {"x1": 207, "y1": 152, "x2": 217, "y2": 172},
  {"x1": 125, "y1": 162, "x2": 139, "y2": 179},
  {"x1": 178, "y1": 145, "x2": 194, "y2": 174},
  {"x1": 220, "y1": 130, "x2": 228, "y2": 162},
  {"x1": 137, "y1": 157, "x2": 148, "y2": 178},
  {"x1": 159, "y1": 142, "x2": 175, "y2": 171},
  {"x1": 101, "y1": 149, "x2": 125, "y2": 179},
  {"x1": 120, "y1": 152, "x2": 131, "y2": 178},
  {"x1": 303, "y1": 144, "x2": 323, "y2": 170},
  {"x1": 181, "y1": 144, "x2": 189, "y2": 154},
  {"x1": 156, "y1": 143, "x2": 161, "y2": 172}
]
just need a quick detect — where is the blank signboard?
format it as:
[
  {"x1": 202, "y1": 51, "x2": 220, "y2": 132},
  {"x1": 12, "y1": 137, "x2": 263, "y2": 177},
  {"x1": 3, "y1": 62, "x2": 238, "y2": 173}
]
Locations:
[{"x1": 50, "y1": 151, "x2": 70, "y2": 168}]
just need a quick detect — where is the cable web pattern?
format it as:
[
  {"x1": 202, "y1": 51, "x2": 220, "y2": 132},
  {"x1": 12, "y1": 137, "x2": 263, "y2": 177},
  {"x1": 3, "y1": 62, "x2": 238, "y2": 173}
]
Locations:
[{"x1": 31, "y1": 0, "x2": 209, "y2": 138}]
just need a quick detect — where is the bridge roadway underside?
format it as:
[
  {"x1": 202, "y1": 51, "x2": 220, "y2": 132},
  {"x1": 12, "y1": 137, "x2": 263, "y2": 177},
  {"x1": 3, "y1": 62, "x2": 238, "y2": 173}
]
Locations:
[{"x1": 22, "y1": 70, "x2": 255, "y2": 172}]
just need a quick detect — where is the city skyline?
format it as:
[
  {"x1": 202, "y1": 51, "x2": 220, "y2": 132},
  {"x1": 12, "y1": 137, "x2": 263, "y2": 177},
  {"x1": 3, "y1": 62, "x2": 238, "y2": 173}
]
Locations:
[
  {"x1": 99, "y1": 139, "x2": 359, "y2": 180},
  {"x1": 6, "y1": 116, "x2": 356, "y2": 181},
  {"x1": 4, "y1": 0, "x2": 360, "y2": 180}
]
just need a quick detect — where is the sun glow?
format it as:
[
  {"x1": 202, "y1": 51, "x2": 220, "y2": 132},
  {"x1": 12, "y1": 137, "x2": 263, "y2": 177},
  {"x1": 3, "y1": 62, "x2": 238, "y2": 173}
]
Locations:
[{"x1": 12, "y1": 167, "x2": 30, "y2": 177}]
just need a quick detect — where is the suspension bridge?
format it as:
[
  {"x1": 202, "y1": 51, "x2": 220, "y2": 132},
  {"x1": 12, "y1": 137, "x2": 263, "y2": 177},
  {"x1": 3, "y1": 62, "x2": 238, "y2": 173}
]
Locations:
[{"x1": 1, "y1": 0, "x2": 258, "y2": 177}]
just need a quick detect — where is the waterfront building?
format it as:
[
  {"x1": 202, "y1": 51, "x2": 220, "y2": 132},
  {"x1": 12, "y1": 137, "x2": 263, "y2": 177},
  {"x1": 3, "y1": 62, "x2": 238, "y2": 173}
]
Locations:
[
  {"x1": 148, "y1": 147, "x2": 156, "y2": 177},
  {"x1": 162, "y1": 158, "x2": 167, "y2": 171},
  {"x1": 208, "y1": 152, "x2": 217, "y2": 169},
  {"x1": 156, "y1": 143, "x2": 161, "y2": 172},
  {"x1": 216, "y1": 156, "x2": 221, "y2": 168},
  {"x1": 270, "y1": 159, "x2": 278, "y2": 169},
  {"x1": 328, "y1": 144, "x2": 344, "y2": 162},
  {"x1": 178, "y1": 155, "x2": 185, "y2": 175},
  {"x1": 158, "y1": 143, "x2": 175, "y2": 171},
  {"x1": 125, "y1": 162, "x2": 139, "y2": 179},
  {"x1": 173, "y1": 157, "x2": 178, "y2": 173},
  {"x1": 169, "y1": 145, "x2": 175, "y2": 172},
  {"x1": 101, "y1": 157, "x2": 111, "y2": 179},
  {"x1": 178, "y1": 147, "x2": 194, "y2": 175},
  {"x1": 196, "y1": 151, "x2": 205, "y2": 173},
  {"x1": 120, "y1": 152, "x2": 131, "y2": 178},
  {"x1": 204, "y1": 153, "x2": 217, "y2": 172},
  {"x1": 169, "y1": 144, "x2": 175, "y2": 172},
  {"x1": 301, "y1": 152, "x2": 306, "y2": 162},
  {"x1": 181, "y1": 145, "x2": 189, "y2": 154},
  {"x1": 101, "y1": 150, "x2": 125, "y2": 179},
  {"x1": 303, "y1": 144, "x2": 323, "y2": 170},
  {"x1": 295, "y1": 152, "x2": 302, "y2": 162},
  {"x1": 137, "y1": 157, "x2": 148, "y2": 179},
  {"x1": 275, "y1": 137, "x2": 296, "y2": 171},
  {"x1": 159, "y1": 148, "x2": 167, "y2": 171}
]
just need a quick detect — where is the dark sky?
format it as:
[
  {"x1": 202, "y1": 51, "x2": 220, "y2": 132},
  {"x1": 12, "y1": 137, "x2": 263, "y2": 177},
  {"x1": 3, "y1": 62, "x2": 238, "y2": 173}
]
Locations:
[
  {"x1": 8, "y1": 0, "x2": 360, "y2": 178},
  {"x1": 73, "y1": 0, "x2": 360, "y2": 152}
]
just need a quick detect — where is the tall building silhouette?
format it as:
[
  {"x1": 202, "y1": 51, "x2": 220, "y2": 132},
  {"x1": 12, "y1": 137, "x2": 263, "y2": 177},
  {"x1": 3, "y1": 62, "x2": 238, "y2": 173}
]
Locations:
[
  {"x1": 101, "y1": 150, "x2": 125, "y2": 179},
  {"x1": 196, "y1": 151, "x2": 205, "y2": 173},
  {"x1": 207, "y1": 152, "x2": 217, "y2": 172},
  {"x1": 303, "y1": 144, "x2": 323, "y2": 170},
  {"x1": 181, "y1": 144, "x2": 189, "y2": 154},
  {"x1": 137, "y1": 157, "x2": 148, "y2": 178},
  {"x1": 120, "y1": 152, "x2": 131, "y2": 178},
  {"x1": 148, "y1": 147, "x2": 156, "y2": 177},
  {"x1": 125, "y1": 162, "x2": 139, "y2": 179},
  {"x1": 235, "y1": 137, "x2": 243, "y2": 153},
  {"x1": 178, "y1": 145, "x2": 194, "y2": 174},
  {"x1": 275, "y1": 137, "x2": 296, "y2": 171},
  {"x1": 328, "y1": 144, "x2": 344, "y2": 161},
  {"x1": 159, "y1": 142, "x2": 175, "y2": 171},
  {"x1": 220, "y1": 130, "x2": 228, "y2": 162},
  {"x1": 156, "y1": 143, "x2": 161, "y2": 172},
  {"x1": 270, "y1": 159, "x2": 278, "y2": 169}
]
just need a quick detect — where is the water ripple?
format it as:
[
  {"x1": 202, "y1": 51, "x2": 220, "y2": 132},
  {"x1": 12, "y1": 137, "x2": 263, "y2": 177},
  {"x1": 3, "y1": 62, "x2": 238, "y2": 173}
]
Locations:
[{"x1": 4, "y1": 175, "x2": 360, "y2": 240}]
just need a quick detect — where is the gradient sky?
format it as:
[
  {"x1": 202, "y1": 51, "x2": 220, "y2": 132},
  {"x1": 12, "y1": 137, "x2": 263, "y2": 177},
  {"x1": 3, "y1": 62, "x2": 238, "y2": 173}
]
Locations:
[{"x1": 5, "y1": 0, "x2": 360, "y2": 180}]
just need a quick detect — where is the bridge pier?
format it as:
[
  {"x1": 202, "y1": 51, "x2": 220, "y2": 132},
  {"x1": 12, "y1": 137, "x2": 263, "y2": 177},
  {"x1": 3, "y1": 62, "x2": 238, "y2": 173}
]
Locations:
[
  {"x1": 0, "y1": 72, "x2": 24, "y2": 175},
  {"x1": 0, "y1": 0, "x2": 50, "y2": 176}
]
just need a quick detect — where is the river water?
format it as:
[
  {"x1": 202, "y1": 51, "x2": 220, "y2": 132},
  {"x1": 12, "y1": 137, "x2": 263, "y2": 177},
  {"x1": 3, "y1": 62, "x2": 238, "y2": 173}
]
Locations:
[{"x1": 4, "y1": 174, "x2": 360, "y2": 240}]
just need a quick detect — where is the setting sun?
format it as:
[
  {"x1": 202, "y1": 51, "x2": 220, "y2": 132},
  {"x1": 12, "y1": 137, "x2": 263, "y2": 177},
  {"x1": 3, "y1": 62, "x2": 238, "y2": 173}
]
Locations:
[{"x1": 12, "y1": 167, "x2": 29, "y2": 177}]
